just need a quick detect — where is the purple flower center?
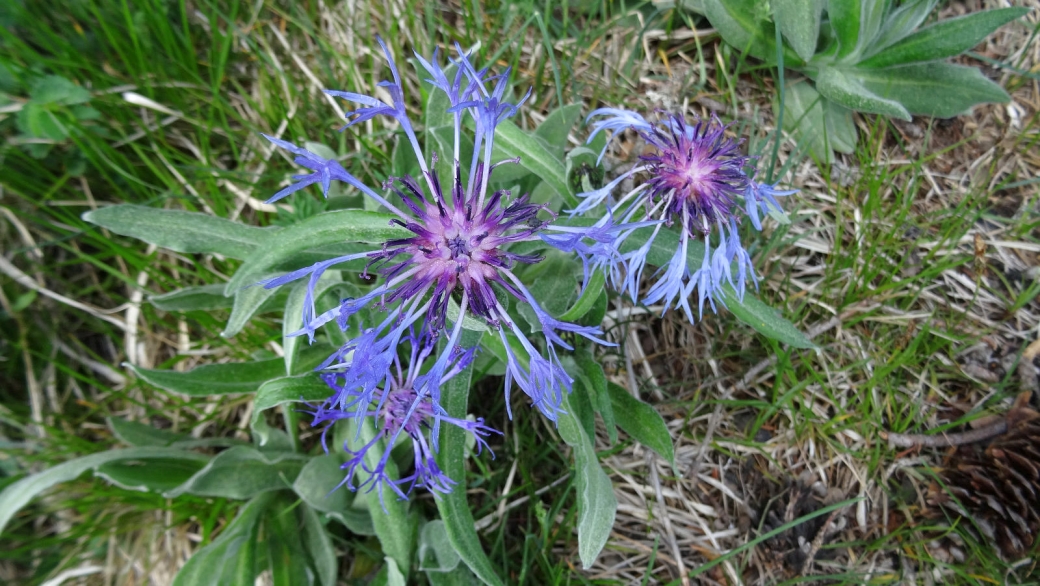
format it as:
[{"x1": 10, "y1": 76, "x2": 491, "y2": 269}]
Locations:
[
  {"x1": 640, "y1": 114, "x2": 750, "y2": 234},
  {"x1": 380, "y1": 385, "x2": 433, "y2": 438},
  {"x1": 369, "y1": 164, "x2": 547, "y2": 333}
]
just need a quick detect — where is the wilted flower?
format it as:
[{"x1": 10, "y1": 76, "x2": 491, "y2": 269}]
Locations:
[
  {"x1": 311, "y1": 328, "x2": 498, "y2": 502},
  {"x1": 261, "y1": 39, "x2": 613, "y2": 427},
  {"x1": 575, "y1": 109, "x2": 796, "y2": 321}
]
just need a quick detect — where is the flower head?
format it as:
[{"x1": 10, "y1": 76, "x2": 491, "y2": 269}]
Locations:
[
  {"x1": 577, "y1": 109, "x2": 796, "y2": 320},
  {"x1": 311, "y1": 328, "x2": 498, "y2": 502},
  {"x1": 260, "y1": 39, "x2": 613, "y2": 434}
]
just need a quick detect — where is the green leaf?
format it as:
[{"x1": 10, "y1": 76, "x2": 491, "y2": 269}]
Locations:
[
  {"x1": 419, "y1": 520, "x2": 462, "y2": 572},
  {"x1": 0, "y1": 447, "x2": 209, "y2": 535},
  {"x1": 866, "y1": 0, "x2": 938, "y2": 55},
  {"x1": 534, "y1": 103, "x2": 583, "y2": 155},
  {"x1": 517, "y1": 252, "x2": 582, "y2": 329},
  {"x1": 606, "y1": 383, "x2": 675, "y2": 466},
  {"x1": 150, "y1": 284, "x2": 233, "y2": 312},
  {"x1": 293, "y1": 454, "x2": 375, "y2": 535},
  {"x1": 83, "y1": 205, "x2": 270, "y2": 260},
  {"x1": 815, "y1": 66, "x2": 910, "y2": 120},
  {"x1": 251, "y1": 375, "x2": 331, "y2": 446},
  {"x1": 720, "y1": 286, "x2": 815, "y2": 348},
  {"x1": 284, "y1": 277, "x2": 357, "y2": 374},
  {"x1": 16, "y1": 103, "x2": 67, "y2": 140},
  {"x1": 483, "y1": 326, "x2": 617, "y2": 568},
  {"x1": 559, "y1": 269, "x2": 606, "y2": 322},
  {"x1": 30, "y1": 75, "x2": 91, "y2": 105},
  {"x1": 427, "y1": 566, "x2": 481, "y2": 586},
  {"x1": 575, "y1": 347, "x2": 615, "y2": 444},
  {"x1": 429, "y1": 125, "x2": 478, "y2": 188},
  {"x1": 569, "y1": 369, "x2": 597, "y2": 441},
  {"x1": 107, "y1": 416, "x2": 187, "y2": 447},
  {"x1": 348, "y1": 418, "x2": 414, "y2": 578},
  {"x1": 780, "y1": 80, "x2": 856, "y2": 164},
  {"x1": 773, "y1": 0, "x2": 823, "y2": 61},
  {"x1": 448, "y1": 296, "x2": 491, "y2": 332},
  {"x1": 224, "y1": 210, "x2": 406, "y2": 295},
  {"x1": 94, "y1": 457, "x2": 206, "y2": 492},
  {"x1": 854, "y1": 62, "x2": 1011, "y2": 118},
  {"x1": 557, "y1": 391, "x2": 616, "y2": 570},
  {"x1": 172, "y1": 492, "x2": 276, "y2": 586},
  {"x1": 108, "y1": 417, "x2": 245, "y2": 450},
  {"x1": 265, "y1": 500, "x2": 314, "y2": 586},
  {"x1": 826, "y1": 0, "x2": 873, "y2": 60},
  {"x1": 128, "y1": 347, "x2": 329, "y2": 397},
  {"x1": 425, "y1": 64, "x2": 456, "y2": 131},
  {"x1": 165, "y1": 446, "x2": 306, "y2": 499},
  {"x1": 299, "y1": 504, "x2": 339, "y2": 586},
  {"x1": 435, "y1": 330, "x2": 504, "y2": 586},
  {"x1": 701, "y1": 0, "x2": 776, "y2": 62},
  {"x1": 492, "y1": 120, "x2": 576, "y2": 208},
  {"x1": 385, "y1": 558, "x2": 407, "y2": 586},
  {"x1": 222, "y1": 278, "x2": 282, "y2": 338},
  {"x1": 859, "y1": 8, "x2": 1029, "y2": 69}
]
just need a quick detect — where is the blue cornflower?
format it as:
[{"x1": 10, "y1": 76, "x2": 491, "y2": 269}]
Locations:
[
  {"x1": 574, "y1": 109, "x2": 796, "y2": 321},
  {"x1": 261, "y1": 39, "x2": 613, "y2": 426},
  {"x1": 311, "y1": 327, "x2": 498, "y2": 501}
]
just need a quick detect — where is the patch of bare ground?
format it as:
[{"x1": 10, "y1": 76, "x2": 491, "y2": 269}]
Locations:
[{"x1": 581, "y1": 1, "x2": 1040, "y2": 583}]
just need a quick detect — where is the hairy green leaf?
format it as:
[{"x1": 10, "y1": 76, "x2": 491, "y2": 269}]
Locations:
[
  {"x1": 535, "y1": 103, "x2": 583, "y2": 155},
  {"x1": 293, "y1": 455, "x2": 375, "y2": 536},
  {"x1": 171, "y1": 492, "x2": 277, "y2": 586},
  {"x1": 435, "y1": 330, "x2": 504, "y2": 586},
  {"x1": 265, "y1": 500, "x2": 314, "y2": 586},
  {"x1": 282, "y1": 273, "x2": 346, "y2": 375},
  {"x1": 559, "y1": 269, "x2": 607, "y2": 322},
  {"x1": 83, "y1": 205, "x2": 270, "y2": 260},
  {"x1": 128, "y1": 346, "x2": 329, "y2": 397},
  {"x1": 855, "y1": 62, "x2": 1011, "y2": 118},
  {"x1": 419, "y1": 520, "x2": 462, "y2": 572},
  {"x1": 95, "y1": 457, "x2": 206, "y2": 493},
  {"x1": 827, "y1": 0, "x2": 863, "y2": 60},
  {"x1": 575, "y1": 346, "x2": 615, "y2": 444},
  {"x1": 702, "y1": 0, "x2": 786, "y2": 63},
  {"x1": 720, "y1": 286, "x2": 815, "y2": 348},
  {"x1": 251, "y1": 375, "x2": 330, "y2": 446},
  {"x1": 773, "y1": 0, "x2": 823, "y2": 61},
  {"x1": 0, "y1": 447, "x2": 209, "y2": 535},
  {"x1": 815, "y1": 66, "x2": 910, "y2": 120},
  {"x1": 223, "y1": 277, "x2": 282, "y2": 338},
  {"x1": 225, "y1": 210, "x2": 407, "y2": 295},
  {"x1": 150, "y1": 284, "x2": 233, "y2": 312},
  {"x1": 492, "y1": 120, "x2": 576, "y2": 208},
  {"x1": 347, "y1": 418, "x2": 414, "y2": 579},
  {"x1": 107, "y1": 417, "x2": 187, "y2": 447},
  {"x1": 165, "y1": 446, "x2": 306, "y2": 499},
  {"x1": 31, "y1": 75, "x2": 91, "y2": 105},
  {"x1": 859, "y1": 7, "x2": 1029, "y2": 69},
  {"x1": 300, "y1": 504, "x2": 338, "y2": 586},
  {"x1": 866, "y1": 0, "x2": 939, "y2": 55},
  {"x1": 780, "y1": 81, "x2": 856, "y2": 164},
  {"x1": 557, "y1": 391, "x2": 617, "y2": 569},
  {"x1": 607, "y1": 383, "x2": 675, "y2": 466}
]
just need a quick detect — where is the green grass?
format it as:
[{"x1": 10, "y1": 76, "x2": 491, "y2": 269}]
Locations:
[{"x1": 2, "y1": 0, "x2": 1039, "y2": 584}]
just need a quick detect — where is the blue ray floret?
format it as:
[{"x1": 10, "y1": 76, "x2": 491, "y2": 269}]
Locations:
[
  {"x1": 259, "y1": 38, "x2": 616, "y2": 496},
  {"x1": 574, "y1": 109, "x2": 797, "y2": 322}
]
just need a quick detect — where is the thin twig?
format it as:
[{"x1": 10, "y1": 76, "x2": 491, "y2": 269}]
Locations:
[
  {"x1": 0, "y1": 256, "x2": 127, "y2": 331},
  {"x1": 881, "y1": 421, "x2": 1009, "y2": 449},
  {"x1": 800, "y1": 508, "x2": 840, "y2": 575}
]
